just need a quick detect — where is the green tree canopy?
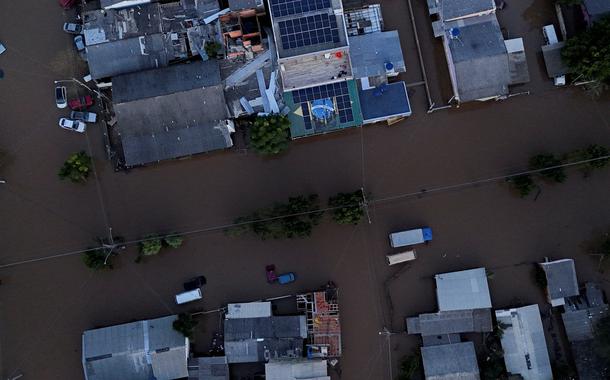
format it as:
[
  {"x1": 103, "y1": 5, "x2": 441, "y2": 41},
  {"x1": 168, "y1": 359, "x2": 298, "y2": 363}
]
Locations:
[
  {"x1": 396, "y1": 350, "x2": 421, "y2": 380},
  {"x1": 83, "y1": 248, "x2": 114, "y2": 271},
  {"x1": 562, "y1": 16, "x2": 610, "y2": 84},
  {"x1": 139, "y1": 235, "x2": 162, "y2": 256},
  {"x1": 249, "y1": 114, "x2": 291, "y2": 155},
  {"x1": 163, "y1": 234, "x2": 184, "y2": 248},
  {"x1": 230, "y1": 194, "x2": 323, "y2": 239},
  {"x1": 328, "y1": 190, "x2": 365, "y2": 225},
  {"x1": 58, "y1": 151, "x2": 92, "y2": 183},
  {"x1": 529, "y1": 153, "x2": 567, "y2": 183},
  {"x1": 507, "y1": 174, "x2": 536, "y2": 198},
  {"x1": 173, "y1": 313, "x2": 198, "y2": 339}
]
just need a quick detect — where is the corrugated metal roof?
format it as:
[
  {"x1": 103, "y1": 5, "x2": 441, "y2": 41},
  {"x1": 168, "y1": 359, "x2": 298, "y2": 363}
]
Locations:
[
  {"x1": 116, "y1": 84, "x2": 233, "y2": 166},
  {"x1": 112, "y1": 60, "x2": 222, "y2": 104},
  {"x1": 495, "y1": 305, "x2": 552, "y2": 380},
  {"x1": 188, "y1": 356, "x2": 229, "y2": 380},
  {"x1": 86, "y1": 35, "x2": 171, "y2": 79},
  {"x1": 224, "y1": 316, "x2": 307, "y2": 363},
  {"x1": 82, "y1": 315, "x2": 188, "y2": 380},
  {"x1": 541, "y1": 259, "x2": 579, "y2": 302},
  {"x1": 265, "y1": 359, "x2": 330, "y2": 380},
  {"x1": 445, "y1": 15, "x2": 510, "y2": 102},
  {"x1": 542, "y1": 42, "x2": 569, "y2": 78},
  {"x1": 226, "y1": 302, "x2": 273, "y2": 319},
  {"x1": 435, "y1": 268, "x2": 491, "y2": 311},
  {"x1": 407, "y1": 309, "x2": 493, "y2": 336},
  {"x1": 437, "y1": 0, "x2": 495, "y2": 21},
  {"x1": 421, "y1": 342, "x2": 480, "y2": 380}
]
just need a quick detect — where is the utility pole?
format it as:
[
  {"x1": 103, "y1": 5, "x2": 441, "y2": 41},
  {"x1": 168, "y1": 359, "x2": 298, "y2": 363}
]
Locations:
[
  {"x1": 379, "y1": 327, "x2": 397, "y2": 380},
  {"x1": 101, "y1": 227, "x2": 125, "y2": 265},
  {"x1": 360, "y1": 187, "x2": 372, "y2": 224}
]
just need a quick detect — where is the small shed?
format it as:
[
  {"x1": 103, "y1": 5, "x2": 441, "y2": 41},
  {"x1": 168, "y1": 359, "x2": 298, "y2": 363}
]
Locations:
[
  {"x1": 540, "y1": 259, "x2": 579, "y2": 306},
  {"x1": 435, "y1": 268, "x2": 492, "y2": 311},
  {"x1": 542, "y1": 42, "x2": 569, "y2": 79}
]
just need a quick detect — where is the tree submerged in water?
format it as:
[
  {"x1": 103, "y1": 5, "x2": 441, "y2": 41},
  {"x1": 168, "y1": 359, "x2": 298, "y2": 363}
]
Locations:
[{"x1": 58, "y1": 151, "x2": 92, "y2": 183}]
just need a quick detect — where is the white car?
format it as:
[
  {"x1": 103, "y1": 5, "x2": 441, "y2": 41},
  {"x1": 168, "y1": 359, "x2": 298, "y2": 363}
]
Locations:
[
  {"x1": 0, "y1": 42, "x2": 6, "y2": 55},
  {"x1": 59, "y1": 118, "x2": 86, "y2": 133}
]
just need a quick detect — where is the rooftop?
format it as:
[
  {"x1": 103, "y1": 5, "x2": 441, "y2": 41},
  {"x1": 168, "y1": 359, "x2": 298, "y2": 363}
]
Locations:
[
  {"x1": 279, "y1": 48, "x2": 352, "y2": 91},
  {"x1": 83, "y1": 1, "x2": 217, "y2": 79},
  {"x1": 86, "y1": 35, "x2": 172, "y2": 79},
  {"x1": 228, "y1": 0, "x2": 264, "y2": 11},
  {"x1": 100, "y1": 0, "x2": 158, "y2": 10},
  {"x1": 444, "y1": 15, "x2": 510, "y2": 102},
  {"x1": 112, "y1": 60, "x2": 222, "y2": 103},
  {"x1": 432, "y1": 0, "x2": 496, "y2": 21},
  {"x1": 82, "y1": 315, "x2": 188, "y2": 380},
  {"x1": 187, "y1": 356, "x2": 229, "y2": 380},
  {"x1": 270, "y1": 0, "x2": 349, "y2": 60},
  {"x1": 116, "y1": 84, "x2": 232, "y2": 167},
  {"x1": 435, "y1": 267, "x2": 492, "y2": 311},
  {"x1": 583, "y1": 0, "x2": 610, "y2": 20},
  {"x1": 224, "y1": 316, "x2": 307, "y2": 363},
  {"x1": 406, "y1": 308, "x2": 493, "y2": 336},
  {"x1": 505, "y1": 38, "x2": 530, "y2": 85},
  {"x1": 495, "y1": 305, "x2": 553, "y2": 380},
  {"x1": 421, "y1": 342, "x2": 480, "y2": 380},
  {"x1": 349, "y1": 31, "x2": 405, "y2": 79},
  {"x1": 358, "y1": 81, "x2": 411, "y2": 124},
  {"x1": 562, "y1": 282, "x2": 609, "y2": 342},
  {"x1": 540, "y1": 259, "x2": 580, "y2": 305},
  {"x1": 570, "y1": 340, "x2": 609, "y2": 380},
  {"x1": 226, "y1": 302, "x2": 273, "y2": 319},
  {"x1": 265, "y1": 359, "x2": 330, "y2": 380},
  {"x1": 542, "y1": 42, "x2": 570, "y2": 78},
  {"x1": 344, "y1": 5, "x2": 383, "y2": 36},
  {"x1": 284, "y1": 80, "x2": 363, "y2": 138}
]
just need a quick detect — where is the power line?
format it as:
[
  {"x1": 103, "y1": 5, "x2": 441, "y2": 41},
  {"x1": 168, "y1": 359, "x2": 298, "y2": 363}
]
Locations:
[{"x1": 1, "y1": 153, "x2": 609, "y2": 269}]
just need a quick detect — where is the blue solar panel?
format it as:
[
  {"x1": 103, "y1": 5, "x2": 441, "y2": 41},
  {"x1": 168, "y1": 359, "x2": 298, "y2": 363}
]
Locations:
[
  {"x1": 270, "y1": 0, "x2": 331, "y2": 18},
  {"x1": 292, "y1": 82, "x2": 353, "y2": 126},
  {"x1": 279, "y1": 14, "x2": 339, "y2": 50}
]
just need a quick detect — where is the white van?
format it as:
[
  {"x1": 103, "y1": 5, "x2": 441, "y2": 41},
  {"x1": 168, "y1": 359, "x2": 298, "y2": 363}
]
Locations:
[
  {"x1": 175, "y1": 288, "x2": 202, "y2": 305},
  {"x1": 386, "y1": 250, "x2": 417, "y2": 265},
  {"x1": 542, "y1": 24, "x2": 559, "y2": 45}
]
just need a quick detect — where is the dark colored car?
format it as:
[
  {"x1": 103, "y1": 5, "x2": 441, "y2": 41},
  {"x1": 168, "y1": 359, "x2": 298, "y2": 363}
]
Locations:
[
  {"x1": 183, "y1": 276, "x2": 207, "y2": 291},
  {"x1": 68, "y1": 95, "x2": 93, "y2": 110},
  {"x1": 266, "y1": 265, "x2": 277, "y2": 283}
]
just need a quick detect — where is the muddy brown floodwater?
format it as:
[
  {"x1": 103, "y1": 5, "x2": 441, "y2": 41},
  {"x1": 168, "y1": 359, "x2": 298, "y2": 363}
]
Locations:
[{"x1": 1, "y1": 0, "x2": 609, "y2": 379}]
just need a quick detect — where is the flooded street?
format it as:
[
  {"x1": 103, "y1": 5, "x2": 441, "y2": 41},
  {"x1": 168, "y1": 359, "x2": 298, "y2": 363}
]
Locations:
[{"x1": 1, "y1": 0, "x2": 610, "y2": 379}]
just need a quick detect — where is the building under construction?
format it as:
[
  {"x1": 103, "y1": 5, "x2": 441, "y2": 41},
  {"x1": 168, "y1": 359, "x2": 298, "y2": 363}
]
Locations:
[{"x1": 297, "y1": 283, "x2": 342, "y2": 358}]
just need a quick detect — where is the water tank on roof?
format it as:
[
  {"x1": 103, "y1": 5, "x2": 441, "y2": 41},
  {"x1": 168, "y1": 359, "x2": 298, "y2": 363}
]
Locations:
[
  {"x1": 449, "y1": 27, "x2": 460, "y2": 39},
  {"x1": 385, "y1": 62, "x2": 396, "y2": 76}
]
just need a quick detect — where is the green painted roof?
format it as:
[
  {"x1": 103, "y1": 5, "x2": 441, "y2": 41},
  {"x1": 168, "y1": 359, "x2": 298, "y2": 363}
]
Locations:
[{"x1": 284, "y1": 80, "x2": 363, "y2": 139}]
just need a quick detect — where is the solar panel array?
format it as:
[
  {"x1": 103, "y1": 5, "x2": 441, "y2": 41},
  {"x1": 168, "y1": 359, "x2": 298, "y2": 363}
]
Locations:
[
  {"x1": 270, "y1": 0, "x2": 331, "y2": 18},
  {"x1": 292, "y1": 82, "x2": 354, "y2": 130},
  {"x1": 278, "y1": 14, "x2": 340, "y2": 50}
]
